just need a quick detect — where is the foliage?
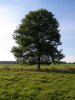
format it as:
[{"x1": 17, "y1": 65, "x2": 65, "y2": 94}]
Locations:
[{"x1": 11, "y1": 9, "x2": 64, "y2": 69}]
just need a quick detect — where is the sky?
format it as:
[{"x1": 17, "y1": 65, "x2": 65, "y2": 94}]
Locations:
[{"x1": 0, "y1": 0, "x2": 75, "y2": 62}]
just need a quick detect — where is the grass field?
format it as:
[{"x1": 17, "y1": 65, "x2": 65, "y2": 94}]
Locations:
[{"x1": 0, "y1": 64, "x2": 75, "y2": 100}]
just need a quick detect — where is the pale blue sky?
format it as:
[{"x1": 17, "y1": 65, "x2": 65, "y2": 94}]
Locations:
[{"x1": 0, "y1": 0, "x2": 75, "y2": 62}]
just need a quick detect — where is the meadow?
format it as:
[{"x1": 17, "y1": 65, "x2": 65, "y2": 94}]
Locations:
[{"x1": 0, "y1": 64, "x2": 75, "y2": 100}]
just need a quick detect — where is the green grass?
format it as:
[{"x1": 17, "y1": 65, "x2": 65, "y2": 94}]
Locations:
[
  {"x1": 0, "y1": 64, "x2": 75, "y2": 99},
  {"x1": 0, "y1": 63, "x2": 75, "y2": 70}
]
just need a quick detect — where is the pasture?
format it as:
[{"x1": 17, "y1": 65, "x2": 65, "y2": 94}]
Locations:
[{"x1": 0, "y1": 64, "x2": 75, "y2": 100}]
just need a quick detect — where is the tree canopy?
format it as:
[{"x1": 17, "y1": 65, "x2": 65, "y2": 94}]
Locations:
[{"x1": 11, "y1": 9, "x2": 64, "y2": 70}]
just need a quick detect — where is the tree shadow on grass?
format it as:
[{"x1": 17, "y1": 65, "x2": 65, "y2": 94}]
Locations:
[
  {"x1": 1, "y1": 67, "x2": 75, "y2": 74},
  {"x1": 38, "y1": 68, "x2": 75, "y2": 74}
]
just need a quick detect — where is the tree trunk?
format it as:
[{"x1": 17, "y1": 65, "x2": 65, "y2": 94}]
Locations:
[
  {"x1": 37, "y1": 55, "x2": 40, "y2": 70},
  {"x1": 52, "y1": 58, "x2": 55, "y2": 65}
]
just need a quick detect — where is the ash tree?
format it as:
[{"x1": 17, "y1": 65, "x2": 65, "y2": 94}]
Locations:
[{"x1": 11, "y1": 9, "x2": 64, "y2": 70}]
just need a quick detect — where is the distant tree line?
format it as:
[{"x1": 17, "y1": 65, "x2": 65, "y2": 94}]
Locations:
[
  {"x1": 0, "y1": 61, "x2": 18, "y2": 64},
  {"x1": 0, "y1": 61, "x2": 74, "y2": 64}
]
